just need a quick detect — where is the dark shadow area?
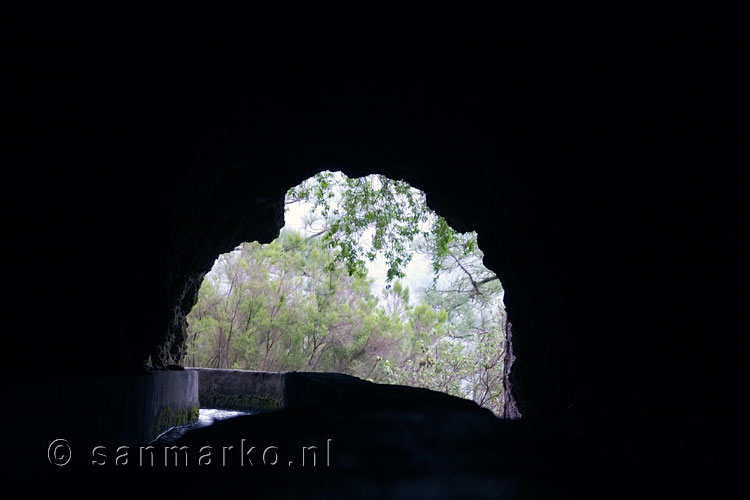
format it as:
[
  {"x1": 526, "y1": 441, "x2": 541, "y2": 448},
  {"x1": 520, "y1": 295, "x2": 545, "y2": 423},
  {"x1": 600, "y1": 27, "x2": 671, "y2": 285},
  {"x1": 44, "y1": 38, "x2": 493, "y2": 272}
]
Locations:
[{"x1": 2, "y1": 36, "x2": 741, "y2": 496}]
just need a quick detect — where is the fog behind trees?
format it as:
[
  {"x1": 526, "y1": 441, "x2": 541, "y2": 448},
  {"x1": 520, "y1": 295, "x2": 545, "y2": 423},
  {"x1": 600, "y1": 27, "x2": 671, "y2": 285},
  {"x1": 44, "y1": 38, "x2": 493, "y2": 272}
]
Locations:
[{"x1": 185, "y1": 172, "x2": 515, "y2": 416}]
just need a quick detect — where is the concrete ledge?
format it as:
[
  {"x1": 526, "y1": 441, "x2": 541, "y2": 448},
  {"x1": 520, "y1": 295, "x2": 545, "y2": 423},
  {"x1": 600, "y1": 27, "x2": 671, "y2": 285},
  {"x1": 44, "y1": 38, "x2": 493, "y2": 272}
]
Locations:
[
  {"x1": 189, "y1": 369, "x2": 485, "y2": 414},
  {"x1": 190, "y1": 368, "x2": 285, "y2": 412},
  {"x1": 27, "y1": 369, "x2": 199, "y2": 450},
  {"x1": 146, "y1": 371, "x2": 200, "y2": 442}
]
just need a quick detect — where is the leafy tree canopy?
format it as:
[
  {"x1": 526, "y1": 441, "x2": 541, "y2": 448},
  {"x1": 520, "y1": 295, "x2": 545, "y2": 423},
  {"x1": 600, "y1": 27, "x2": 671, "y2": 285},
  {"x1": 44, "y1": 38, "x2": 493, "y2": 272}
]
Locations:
[
  {"x1": 186, "y1": 172, "x2": 517, "y2": 417},
  {"x1": 287, "y1": 172, "x2": 462, "y2": 282}
]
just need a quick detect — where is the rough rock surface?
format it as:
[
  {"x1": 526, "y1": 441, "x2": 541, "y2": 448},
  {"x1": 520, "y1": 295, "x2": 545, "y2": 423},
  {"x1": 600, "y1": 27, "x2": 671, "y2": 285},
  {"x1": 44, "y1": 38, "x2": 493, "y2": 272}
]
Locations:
[{"x1": 3, "y1": 40, "x2": 740, "y2": 495}]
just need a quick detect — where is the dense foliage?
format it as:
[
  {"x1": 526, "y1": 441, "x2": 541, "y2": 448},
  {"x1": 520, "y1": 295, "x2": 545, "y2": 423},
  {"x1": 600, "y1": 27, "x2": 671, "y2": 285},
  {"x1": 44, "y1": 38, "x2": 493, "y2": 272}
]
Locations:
[{"x1": 186, "y1": 172, "x2": 515, "y2": 416}]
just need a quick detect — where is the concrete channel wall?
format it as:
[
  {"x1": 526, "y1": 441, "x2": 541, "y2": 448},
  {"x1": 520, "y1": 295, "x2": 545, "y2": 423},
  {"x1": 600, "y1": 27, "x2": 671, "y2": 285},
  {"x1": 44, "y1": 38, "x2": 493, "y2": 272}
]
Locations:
[
  {"x1": 25, "y1": 368, "x2": 472, "y2": 462},
  {"x1": 191, "y1": 368, "x2": 286, "y2": 412},
  {"x1": 189, "y1": 369, "x2": 381, "y2": 412},
  {"x1": 34, "y1": 369, "x2": 199, "y2": 450}
]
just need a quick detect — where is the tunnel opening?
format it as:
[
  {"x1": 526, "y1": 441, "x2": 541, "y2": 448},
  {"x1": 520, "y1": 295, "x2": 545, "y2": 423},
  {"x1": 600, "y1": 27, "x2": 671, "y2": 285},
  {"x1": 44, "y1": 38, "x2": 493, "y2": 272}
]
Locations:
[
  {"x1": 3, "y1": 54, "x2": 728, "y2": 495},
  {"x1": 183, "y1": 171, "x2": 520, "y2": 418}
]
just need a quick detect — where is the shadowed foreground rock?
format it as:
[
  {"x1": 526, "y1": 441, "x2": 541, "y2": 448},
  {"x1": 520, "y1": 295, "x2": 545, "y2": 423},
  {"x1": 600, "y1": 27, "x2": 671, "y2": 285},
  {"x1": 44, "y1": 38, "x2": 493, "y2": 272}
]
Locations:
[
  {"x1": 177, "y1": 375, "x2": 526, "y2": 498},
  {"x1": 41, "y1": 374, "x2": 721, "y2": 498},
  {"x1": 5, "y1": 40, "x2": 740, "y2": 497}
]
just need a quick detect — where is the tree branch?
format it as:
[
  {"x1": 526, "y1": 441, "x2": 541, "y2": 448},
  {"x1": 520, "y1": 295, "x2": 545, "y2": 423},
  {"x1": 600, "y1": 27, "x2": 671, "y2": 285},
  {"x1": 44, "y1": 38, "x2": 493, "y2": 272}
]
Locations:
[
  {"x1": 450, "y1": 252, "x2": 481, "y2": 297},
  {"x1": 476, "y1": 275, "x2": 499, "y2": 286},
  {"x1": 305, "y1": 228, "x2": 327, "y2": 241}
]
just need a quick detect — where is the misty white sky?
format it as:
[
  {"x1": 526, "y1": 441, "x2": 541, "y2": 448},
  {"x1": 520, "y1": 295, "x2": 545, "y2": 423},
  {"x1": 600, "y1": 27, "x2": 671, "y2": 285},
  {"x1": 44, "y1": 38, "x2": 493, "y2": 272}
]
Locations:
[{"x1": 209, "y1": 172, "x2": 498, "y2": 307}]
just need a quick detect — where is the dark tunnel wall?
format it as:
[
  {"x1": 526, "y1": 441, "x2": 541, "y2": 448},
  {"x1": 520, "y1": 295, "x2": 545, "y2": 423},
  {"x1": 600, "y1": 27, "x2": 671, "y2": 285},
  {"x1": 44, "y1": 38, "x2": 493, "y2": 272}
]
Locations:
[{"x1": 4, "y1": 40, "x2": 742, "y2": 470}]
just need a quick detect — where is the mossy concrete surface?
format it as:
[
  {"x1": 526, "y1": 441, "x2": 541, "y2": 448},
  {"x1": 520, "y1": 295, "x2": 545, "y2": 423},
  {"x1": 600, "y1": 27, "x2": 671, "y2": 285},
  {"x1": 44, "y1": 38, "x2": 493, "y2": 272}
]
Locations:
[
  {"x1": 191, "y1": 368, "x2": 285, "y2": 412},
  {"x1": 150, "y1": 404, "x2": 199, "y2": 440}
]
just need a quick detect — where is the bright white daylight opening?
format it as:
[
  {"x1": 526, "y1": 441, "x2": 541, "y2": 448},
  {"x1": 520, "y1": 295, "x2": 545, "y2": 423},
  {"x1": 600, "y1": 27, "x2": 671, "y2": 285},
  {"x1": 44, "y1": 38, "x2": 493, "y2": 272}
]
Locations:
[{"x1": 186, "y1": 171, "x2": 519, "y2": 417}]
